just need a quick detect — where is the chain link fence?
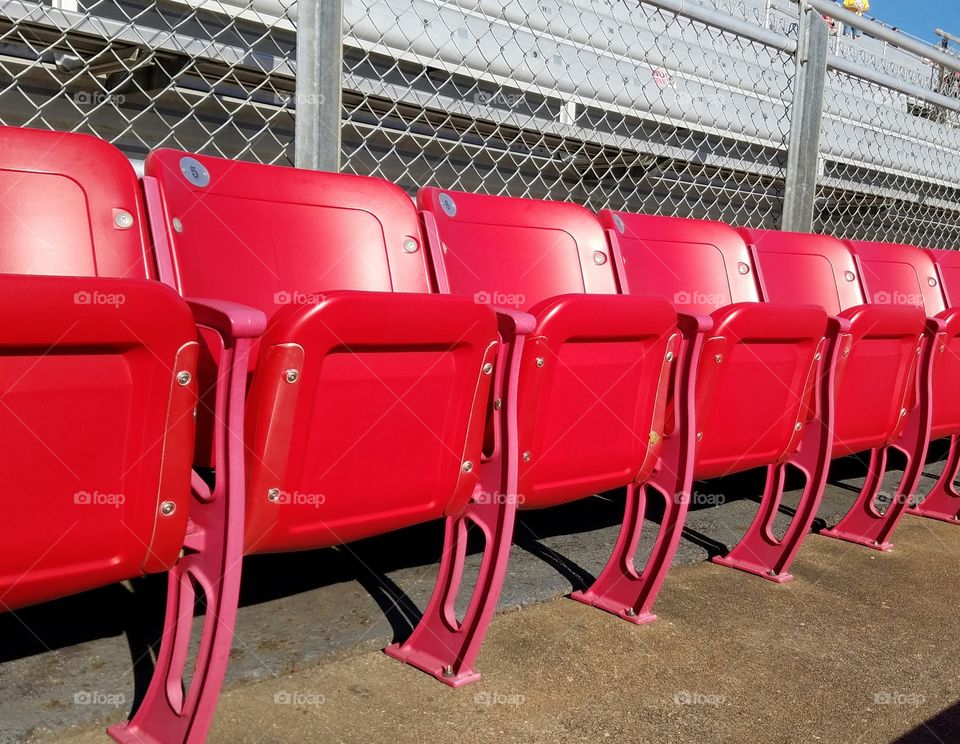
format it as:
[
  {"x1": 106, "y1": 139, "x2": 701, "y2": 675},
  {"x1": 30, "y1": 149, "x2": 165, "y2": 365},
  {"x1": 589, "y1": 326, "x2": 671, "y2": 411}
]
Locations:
[
  {"x1": 814, "y1": 65, "x2": 960, "y2": 248},
  {"x1": 341, "y1": 0, "x2": 795, "y2": 227},
  {"x1": 0, "y1": 0, "x2": 297, "y2": 162},
  {"x1": 1, "y1": 0, "x2": 959, "y2": 245}
]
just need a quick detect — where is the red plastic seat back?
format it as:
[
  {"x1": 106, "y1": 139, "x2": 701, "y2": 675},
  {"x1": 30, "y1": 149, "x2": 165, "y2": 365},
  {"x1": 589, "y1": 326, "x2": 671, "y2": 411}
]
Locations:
[
  {"x1": 419, "y1": 187, "x2": 618, "y2": 306},
  {"x1": 0, "y1": 127, "x2": 154, "y2": 279},
  {"x1": 848, "y1": 240, "x2": 945, "y2": 315},
  {"x1": 145, "y1": 153, "x2": 498, "y2": 554},
  {"x1": 0, "y1": 127, "x2": 196, "y2": 610},
  {"x1": 598, "y1": 211, "x2": 761, "y2": 312},
  {"x1": 739, "y1": 229, "x2": 864, "y2": 314},
  {"x1": 144, "y1": 149, "x2": 431, "y2": 308},
  {"x1": 745, "y1": 228, "x2": 923, "y2": 455}
]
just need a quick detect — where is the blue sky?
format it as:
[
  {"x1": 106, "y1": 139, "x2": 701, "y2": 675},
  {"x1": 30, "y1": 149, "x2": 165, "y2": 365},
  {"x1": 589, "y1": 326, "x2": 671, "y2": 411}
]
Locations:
[{"x1": 866, "y1": 1, "x2": 960, "y2": 44}]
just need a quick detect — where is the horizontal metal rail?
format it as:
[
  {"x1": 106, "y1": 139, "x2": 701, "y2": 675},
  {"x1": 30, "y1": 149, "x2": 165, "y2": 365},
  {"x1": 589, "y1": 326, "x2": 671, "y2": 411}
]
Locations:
[
  {"x1": 827, "y1": 55, "x2": 960, "y2": 113},
  {"x1": 640, "y1": 0, "x2": 797, "y2": 52},
  {"x1": 804, "y1": 0, "x2": 960, "y2": 74}
]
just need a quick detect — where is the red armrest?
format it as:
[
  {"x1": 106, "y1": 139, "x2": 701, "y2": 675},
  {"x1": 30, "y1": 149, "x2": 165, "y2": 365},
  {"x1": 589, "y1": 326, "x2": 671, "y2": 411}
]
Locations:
[
  {"x1": 491, "y1": 304, "x2": 537, "y2": 337},
  {"x1": 186, "y1": 297, "x2": 268, "y2": 340},
  {"x1": 933, "y1": 307, "x2": 960, "y2": 337},
  {"x1": 677, "y1": 311, "x2": 714, "y2": 337}
]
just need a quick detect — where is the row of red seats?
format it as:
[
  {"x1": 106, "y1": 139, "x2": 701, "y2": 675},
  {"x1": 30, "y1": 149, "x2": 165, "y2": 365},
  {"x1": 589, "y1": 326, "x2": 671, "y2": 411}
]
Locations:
[{"x1": 1, "y1": 126, "x2": 957, "y2": 744}]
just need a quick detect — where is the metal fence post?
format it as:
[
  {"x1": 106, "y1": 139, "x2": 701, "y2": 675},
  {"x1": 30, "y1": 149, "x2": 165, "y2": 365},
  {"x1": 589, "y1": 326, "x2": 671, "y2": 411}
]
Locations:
[
  {"x1": 782, "y1": 2, "x2": 829, "y2": 232},
  {"x1": 295, "y1": 0, "x2": 343, "y2": 171}
]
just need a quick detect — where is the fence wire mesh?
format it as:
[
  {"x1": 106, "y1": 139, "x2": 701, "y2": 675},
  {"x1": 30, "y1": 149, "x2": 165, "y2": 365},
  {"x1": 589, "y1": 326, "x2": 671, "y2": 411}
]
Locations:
[
  {"x1": 0, "y1": 0, "x2": 297, "y2": 162},
  {"x1": 2, "y1": 0, "x2": 960, "y2": 246},
  {"x1": 341, "y1": 0, "x2": 795, "y2": 227},
  {"x1": 814, "y1": 65, "x2": 960, "y2": 249}
]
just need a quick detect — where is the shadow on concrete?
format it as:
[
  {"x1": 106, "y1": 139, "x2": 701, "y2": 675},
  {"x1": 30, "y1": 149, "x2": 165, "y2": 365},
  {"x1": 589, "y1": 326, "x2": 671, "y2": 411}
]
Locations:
[{"x1": 891, "y1": 699, "x2": 960, "y2": 742}]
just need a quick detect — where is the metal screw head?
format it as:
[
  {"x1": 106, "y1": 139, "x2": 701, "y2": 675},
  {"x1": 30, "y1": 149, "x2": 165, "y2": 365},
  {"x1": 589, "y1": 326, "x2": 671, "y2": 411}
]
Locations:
[
  {"x1": 159, "y1": 500, "x2": 176, "y2": 516},
  {"x1": 442, "y1": 665, "x2": 455, "y2": 678},
  {"x1": 613, "y1": 214, "x2": 625, "y2": 233},
  {"x1": 535, "y1": 357, "x2": 545, "y2": 368},
  {"x1": 592, "y1": 251, "x2": 607, "y2": 265},
  {"x1": 696, "y1": 432, "x2": 703, "y2": 441},
  {"x1": 814, "y1": 352, "x2": 821, "y2": 361},
  {"x1": 767, "y1": 569, "x2": 777, "y2": 577},
  {"x1": 493, "y1": 398, "x2": 502, "y2": 410},
  {"x1": 737, "y1": 262, "x2": 750, "y2": 275},
  {"x1": 844, "y1": 271, "x2": 856, "y2": 282},
  {"x1": 649, "y1": 431, "x2": 660, "y2": 445},
  {"x1": 284, "y1": 369, "x2": 299, "y2": 383},
  {"x1": 176, "y1": 370, "x2": 192, "y2": 386},
  {"x1": 522, "y1": 451, "x2": 532, "y2": 462},
  {"x1": 172, "y1": 217, "x2": 184, "y2": 233},
  {"x1": 267, "y1": 488, "x2": 281, "y2": 502},
  {"x1": 928, "y1": 277, "x2": 938, "y2": 287},
  {"x1": 665, "y1": 351, "x2": 674, "y2": 362},
  {"x1": 402, "y1": 238, "x2": 419, "y2": 253},
  {"x1": 900, "y1": 407, "x2": 907, "y2": 417},
  {"x1": 842, "y1": 348, "x2": 850, "y2": 358},
  {"x1": 462, "y1": 461, "x2": 474, "y2": 473},
  {"x1": 482, "y1": 362, "x2": 494, "y2": 375},
  {"x1": 940, "y1": 344, "x2": 946, "y2": 353},
  {"x1": 794, "y1": 422, "x2": 802, "y2": 432},
  {"x1": 438, "y1": 193, "x2": 457, "y2": 217},
  {"x1": 179, "y1": 156, "x2": 210, "y2": 187},
  {"x1": 623, "y1": 607, "x2": 637, "y2": 617},
  {"x1": 114, "y1": 209, "x2": 134, "y2": 229},
  {"x1": 714, "y1": 353, "x2": 723, "y2": 364}
]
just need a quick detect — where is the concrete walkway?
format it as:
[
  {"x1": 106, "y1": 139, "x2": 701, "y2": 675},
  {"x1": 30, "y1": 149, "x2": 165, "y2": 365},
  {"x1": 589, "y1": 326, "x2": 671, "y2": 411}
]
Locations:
[{"x1": 56, "y1": 515, "x2": 960, "y2": 744}]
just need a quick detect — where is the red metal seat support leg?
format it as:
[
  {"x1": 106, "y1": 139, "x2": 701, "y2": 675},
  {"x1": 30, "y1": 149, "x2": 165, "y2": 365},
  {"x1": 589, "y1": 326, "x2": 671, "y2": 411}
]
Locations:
[
  {"x1": 569, "y1": 317, "x2": 701, "y2": 624},
  {"x1": 384, "y1": 335, "x2": 523, "y2": 687},
  {"x1": 909, "y1": 434, "x2": 960, "y2": 523},
  {"x1": 820, "y1": 336, "x2": 935, "y2": 551},
  {"x1": 713, "y1": 333, "x2": 838, "y2": 582},
  {"x1": 109, "y1": 338, "x2": 252, "y2": 744}
]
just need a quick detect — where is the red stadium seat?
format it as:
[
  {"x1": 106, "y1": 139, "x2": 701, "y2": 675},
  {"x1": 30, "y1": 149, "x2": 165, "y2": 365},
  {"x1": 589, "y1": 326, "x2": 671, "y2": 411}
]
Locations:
[
  {"x1": 745, "y1": 229, "x2": 931, "y2": 551},
  {"x1": 849, "y1": 241, "x2": 960, "y2": 523},
  {"x1": 127, "y1": 150, "x2": 503, "y2": 742},
  {"x1": 413, "y1": 187, "x2": 694, "y2": 634},
  {"x1": 0, "y1": 127, "x2": 198, "y2": 719},
  {"x1": 599, "y1": 212, "x2": 833, "y2": 581}
]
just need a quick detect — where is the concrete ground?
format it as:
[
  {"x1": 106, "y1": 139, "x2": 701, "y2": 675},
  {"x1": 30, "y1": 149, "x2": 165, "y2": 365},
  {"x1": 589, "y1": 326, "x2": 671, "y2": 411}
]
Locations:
[
  {"x1": 3, "y1": 446, "x2": 958, "y2": 743},
  {"x1": 54, "y1": 514, "x2": 960, "y2": 744}
]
